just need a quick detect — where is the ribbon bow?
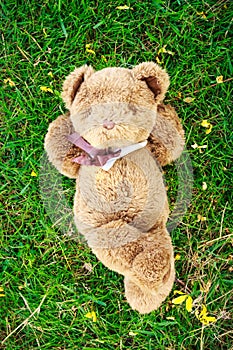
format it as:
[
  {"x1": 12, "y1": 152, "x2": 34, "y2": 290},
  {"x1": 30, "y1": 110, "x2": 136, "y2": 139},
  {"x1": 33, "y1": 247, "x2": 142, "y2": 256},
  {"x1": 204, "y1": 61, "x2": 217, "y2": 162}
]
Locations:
[{"x1": 67, "y1": 133, "x2": 121, "y2": 167}]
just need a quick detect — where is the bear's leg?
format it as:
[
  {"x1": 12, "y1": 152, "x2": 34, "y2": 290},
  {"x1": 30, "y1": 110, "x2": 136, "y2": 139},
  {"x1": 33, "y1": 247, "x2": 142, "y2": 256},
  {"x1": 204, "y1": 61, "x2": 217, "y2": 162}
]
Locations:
[
  {"x1": 123, "y1": 227, "x2": 175, "y2": 313},
  {"x1": 93, "y1": 226, "x2": 175, "y2": 314},
  {"x1": 124, "y1": 258, "x2": 175, "y2": 314}
]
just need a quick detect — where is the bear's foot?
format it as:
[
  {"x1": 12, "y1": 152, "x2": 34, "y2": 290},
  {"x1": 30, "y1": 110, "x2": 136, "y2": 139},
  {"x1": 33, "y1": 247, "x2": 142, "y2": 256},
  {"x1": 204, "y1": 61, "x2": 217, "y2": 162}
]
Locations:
[{"x1": 124, "y1": 265, "x2": 175, "y2": 314}]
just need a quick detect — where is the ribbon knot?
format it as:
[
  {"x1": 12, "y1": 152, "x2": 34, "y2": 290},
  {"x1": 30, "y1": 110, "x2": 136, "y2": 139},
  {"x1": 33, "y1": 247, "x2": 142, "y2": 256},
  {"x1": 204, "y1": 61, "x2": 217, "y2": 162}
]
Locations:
[{"x1": 67, "y1": 133, "x2": 121, "y2": 167}]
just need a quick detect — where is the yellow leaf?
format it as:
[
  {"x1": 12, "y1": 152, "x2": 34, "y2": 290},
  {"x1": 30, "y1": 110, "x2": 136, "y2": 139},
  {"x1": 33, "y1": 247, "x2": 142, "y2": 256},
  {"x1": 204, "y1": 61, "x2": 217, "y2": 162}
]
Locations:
[
  {"x1": 205, "y1": 124, "x2": 213, "y2": 134},
  {"x1": 173, "y1": 290, "x2": 185, "y2": 295},
  {"x1": 40, "y1": 86, "x2": 53, "y2": 93},
  {"x1": 157, "y1": 45, "x2": 175, "y2": 56},
  {"x1": 85, "y1": 44, "x2": 95, "y2": 55},
  {"x1": 157, "y1": 45, "x2": 166, "y2": 55},
  {"x1": 200, "y1": 316, "x2": 217, "y2": 325},
  {"x1": 166, "y1": 316, "x2": 175, "y2": 320},
  {"x1": 175, "y1": 253, "x2": 181, "y2": 261},
  {"x1": 4, "y1": 78, "x2": 15, "y2": 87},
  {"x1": 202, "y1": 182, "x2": 207, "y2": 190},
  {"x1": 129, "y1": 331, "x2": 138, "y2": 336},
  {"x1": 86, "y1": 49, "x2": 95, "y2": 55},
  {"x1": 216, "y1": 75, "x2": 223, "y2": 84},
  {"x1": 116, "y1": 5, "x2": 130, "y2": 10},
  {"x1": 167, "y1": 49, "x2": 175, "y2": 56},
  {"x1": 48, "y1": 71, "x2": 54, "y2": 78},
  {"x1": 0, "y1": 287, "x2": 4, "y2": 292},
  {"x1": 101, "y1": 55, "x2": 107, "y2": 62},
  {"x1": 0, "y1": 294, "x2": 5, "y2": 297},
  {"x1": 85, "y1": 311, "x2": 97, "y2": 322},
  {"x1": 156, "y1": 56, "x2": 162, "y2": 64},
  {"x1": 172, "y1": 295, "x2": 188, "y2": 305},
  {"x1": 201, "y1": 120, "x2": 213, "y2": 134},
  {"x1": 197, "y1": 214, "x2": 207, "y2": 222},
  {"x1": 197, "y1": 11, "x2": 206, "y2": 19},
  {"x1": 196, "y1": 304, "x2": 217, "y2": 325},
  {"x1": 31, "y1": 170, "x2": 37, "y2": 177},
  {"x1": 92, "y1": 311, "x2": 97, "y2": 322},
  {"x1": 183, "y1": 97, "x2": 195, "y2": 103},
  {"x1": 185, "y1": 296, "x2": 193, "y2": 312},
  {"x1": 199, "y1": 304, "x2": 207, "y2": 317},
  {"x1": 201, "y1": 120, "x2": 210, "y2": 128}
]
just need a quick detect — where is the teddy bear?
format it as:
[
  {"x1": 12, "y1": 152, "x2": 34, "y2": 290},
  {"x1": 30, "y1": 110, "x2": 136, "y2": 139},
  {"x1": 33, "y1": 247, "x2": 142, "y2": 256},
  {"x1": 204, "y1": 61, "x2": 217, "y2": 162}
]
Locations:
[{"x1": 44, "y1": 62, "x2": 185, "y2": 314}]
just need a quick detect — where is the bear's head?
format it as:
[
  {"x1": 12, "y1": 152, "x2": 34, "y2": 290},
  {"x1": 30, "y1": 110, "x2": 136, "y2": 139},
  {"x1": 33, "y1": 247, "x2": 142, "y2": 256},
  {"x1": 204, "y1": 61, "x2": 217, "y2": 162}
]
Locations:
[{"x1": 61, "y1": 62, "x2": 170, "y2": 151}]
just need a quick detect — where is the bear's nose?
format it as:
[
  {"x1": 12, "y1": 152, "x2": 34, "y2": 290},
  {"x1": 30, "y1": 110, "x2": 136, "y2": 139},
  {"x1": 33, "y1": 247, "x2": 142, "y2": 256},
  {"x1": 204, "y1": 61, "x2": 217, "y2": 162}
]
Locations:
[{"x1": 103, "y1": 120, "x2": 115, "y2": 130}]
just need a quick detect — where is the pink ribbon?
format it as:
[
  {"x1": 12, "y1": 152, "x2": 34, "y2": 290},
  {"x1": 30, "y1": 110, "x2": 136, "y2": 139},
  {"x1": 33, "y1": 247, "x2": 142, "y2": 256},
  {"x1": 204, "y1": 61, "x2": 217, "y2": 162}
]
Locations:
[{"x1": 67, "y1": 133, "x2": 121, "y2": 166}]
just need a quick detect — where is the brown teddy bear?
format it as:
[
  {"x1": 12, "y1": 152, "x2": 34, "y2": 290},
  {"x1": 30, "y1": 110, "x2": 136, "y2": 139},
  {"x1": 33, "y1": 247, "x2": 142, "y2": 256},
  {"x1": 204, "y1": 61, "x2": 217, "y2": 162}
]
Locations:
[{"x1": 44, "y1": 62, "x2": 185, "y2": 314}]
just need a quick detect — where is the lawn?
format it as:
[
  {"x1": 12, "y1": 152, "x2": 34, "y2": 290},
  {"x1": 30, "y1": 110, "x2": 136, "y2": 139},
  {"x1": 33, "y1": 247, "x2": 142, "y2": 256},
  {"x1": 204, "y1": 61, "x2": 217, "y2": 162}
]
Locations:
[{"x1": 0, "y1": 0, "x2": 232, "y2": 349}]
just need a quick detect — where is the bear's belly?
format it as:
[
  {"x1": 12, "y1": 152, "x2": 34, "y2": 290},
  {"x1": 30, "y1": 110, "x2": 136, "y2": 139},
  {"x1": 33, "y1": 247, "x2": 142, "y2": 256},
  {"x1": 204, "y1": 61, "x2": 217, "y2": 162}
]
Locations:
[{"x1": 74, "y1": 149, "x2": 167, "y2": 237}]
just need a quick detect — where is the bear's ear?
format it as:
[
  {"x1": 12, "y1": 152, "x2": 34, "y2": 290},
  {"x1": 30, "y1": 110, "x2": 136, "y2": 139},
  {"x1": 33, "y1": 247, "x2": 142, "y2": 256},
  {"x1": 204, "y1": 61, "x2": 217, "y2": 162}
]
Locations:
[
  {"x1": 132, "y1": 62, "x2": 170, "y2": 102},
  {"x1": 61, "y1": 65, "x2": 95, "y2": 109}
]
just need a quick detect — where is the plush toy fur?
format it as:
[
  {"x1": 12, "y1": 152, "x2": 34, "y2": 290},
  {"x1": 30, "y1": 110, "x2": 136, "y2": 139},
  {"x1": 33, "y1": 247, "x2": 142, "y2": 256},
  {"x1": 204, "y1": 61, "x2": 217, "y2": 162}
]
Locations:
[{"x1": 44, "y1": 62, "x2": 185, "y2": 314}]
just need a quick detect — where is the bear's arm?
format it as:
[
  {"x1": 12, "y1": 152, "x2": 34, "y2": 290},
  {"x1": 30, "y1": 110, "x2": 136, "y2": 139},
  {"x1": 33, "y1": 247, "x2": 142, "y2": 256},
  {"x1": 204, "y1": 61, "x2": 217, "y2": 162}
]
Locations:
[
  {"x1": 44, "y1": 113, "x2": 82, "y2": 178},
  {"x1": 146, "y1": 104, "x2": 185, "y2": 166}
]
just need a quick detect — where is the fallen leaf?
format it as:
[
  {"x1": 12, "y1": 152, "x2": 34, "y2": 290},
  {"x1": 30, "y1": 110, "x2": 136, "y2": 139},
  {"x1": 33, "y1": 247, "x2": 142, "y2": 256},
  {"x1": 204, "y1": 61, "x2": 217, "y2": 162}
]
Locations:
[
  {"x1": 129, "y1": 331, "x2": 138, "y2": 336},
  {"x1": 201, "y1": 316, "x2": 217, "y2": 325},
  {"x1": 183, "y1": 97, "x2": 195, "y2": 103},
  {"x1": 40, "y1": 86, "x2": 53, "y2": 93},
  {"x1": 185, "y1": 295, "x2": 193, "y2": 312},
  {"x1": 216, "y1": 75, "x2": 223, "y2": 84},
  {"x1": 195, "y1": 304, "x2": 217, "y2": 325},
  {"x1": 172, "y1": 295, "x2": 188, "y2": 305},
  {"x1": 201, "y1": 119, "x2": 213, "y2": 134},
  {"x1": 85, "y1": 310, "x2": 97, "y2": 322},
  {"x1": 156, "y1": 56, "x2": 162, "y2": 64},
  {"x1": 191, "y1": 142, "x2": 198, "y2": 149},
  {"x1": 157, "y1": 45, "x2": 175, "y2": 56},
  {"x1": 197, "y1": 214, "x2": 207, "y2": 222},
  {"x1": 191, "y1": 143, "x2": 207, "y2": 152},
  {"x1": 173, "y1": 290, "x2": 185, "y2": 295},
  {"x1": 175, "y1": 253, "x2": 181, "y2": 261},
  {"x1": 85, "y1": 44, "x2": 95, "y2": 55},
  {"x1": 4, "y1": 78, "x2": 15, "y2": 87},
  {"x1": 205, "y1": 125, "x2": 213, "y2": 134},
  {"x1": 201, "y1": 120, "x2": 210, "y2": 128},
  {"x1": 0, "y1": 287, "x2": 5, "y2": 296},
  {"x1": 31, "y1": 170, "x2": 37, "y2": 177},
  {"x1": 197, "y1": 11, "x2": 207, "y2": 19},
  {"x1": 48, "y1": 71, "x2": 54, "y2": 78},
  {"x1": 116, "y1": 5, "x2": 130, "y2": 10},
  {"x1": 101, "y1": 55, "x2": 107, "y2": 62},
  {"x1": 166, "y1": 316, "x2": 175, "y2": 320},
  {"x1": 202, "y1": 182, "x2": 207, "y2": 190}
]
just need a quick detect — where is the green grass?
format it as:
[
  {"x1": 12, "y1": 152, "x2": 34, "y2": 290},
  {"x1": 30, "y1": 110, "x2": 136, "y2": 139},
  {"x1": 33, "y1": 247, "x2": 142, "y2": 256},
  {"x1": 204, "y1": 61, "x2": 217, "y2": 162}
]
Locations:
[{"x1": 1, "y1": 0, "x2": 232, "y2": 349}]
